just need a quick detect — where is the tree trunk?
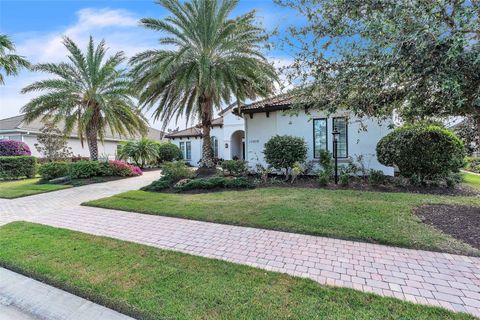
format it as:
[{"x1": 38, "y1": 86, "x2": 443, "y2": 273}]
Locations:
[
  {"x1": 476, "y1": 115, "x2": 480, "y2": 155},
  {"x1": 86, "y1": 122, "x2": 99, "y2": 161},
  {"x1": 200, "y1": 96, "x2": 215, "y2": 168}
]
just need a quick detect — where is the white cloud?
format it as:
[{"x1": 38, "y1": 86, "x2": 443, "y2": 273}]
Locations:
[
  {"x1": 0, "y1": 6, "x2": 290, "y2": 132},
  {"x1": 0, "y1": 7, "x2": 170, "y2": 128}
]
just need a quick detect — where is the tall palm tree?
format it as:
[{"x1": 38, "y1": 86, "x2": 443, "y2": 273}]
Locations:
[
  {"x1": 21, "y1": 36, "x2": 148, "y2": 160},
  {"x1": 0, "y1": 34, "x2": 30, "y2": 85},
  {"x1": 130, "y1": 0, "x2": 278, "y2": 168}
]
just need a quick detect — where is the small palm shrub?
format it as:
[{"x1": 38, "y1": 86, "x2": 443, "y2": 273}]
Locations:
[
  {"x1": 39, "y1": 162, "x2": 70, "y2": 180},
  {"x1": 377, "y1": 124, "x2": 464, "y2": 185},
  {"x1": 264, "y1": 135, "x2": 307, "y2": 180},
  {"x1": 161, "y1": 161, "x2": 194, "y2": 182},
  {"x1": 118, "y1": 138, "x2": 158, "y2": 168},
  {"x1": 0, "y1": 140, "x2": 31, "y2": 156},
  {"x1": 157, "y1": 143, "x2": 183, "y2": 163}
]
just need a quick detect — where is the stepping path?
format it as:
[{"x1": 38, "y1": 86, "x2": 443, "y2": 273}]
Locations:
[{"x1": 1, "y1": 170, "x2": 479, "y2": 318}]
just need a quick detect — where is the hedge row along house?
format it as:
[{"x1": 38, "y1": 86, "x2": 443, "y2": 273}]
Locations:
[
  {"x1": 0, "y1": 114, "x2": 166, "y2": 159},
  {"x1": 166, "y1": 95, "x2": 394, "y2": 175}
]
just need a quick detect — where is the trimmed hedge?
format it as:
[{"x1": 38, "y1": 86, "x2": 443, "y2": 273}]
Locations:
[
  {"x1": 264, "y1": 135, "x2": 307, "y2": 177},
  {"x1": 0, "y1": 156, "x2": 36, "y2": 179},
  {"x1": 157, "y1": 143, "x2": 183, "y2": 163},
  {"x1": 68, "y1": 161, "x2": 102, "y2": 179},
  {"x1": 0, "y1": 140, "x2": 31, "y2": 156},
  {"x1": 377, "y1": 124, "x2": 464, "y2": 183},
  {"x1": 141, "y1": 178, "x2": 172, "y2": 191},
  {"x1": 39, "y1": 162, "x2": 70, "y2": 180},
  {"x1": 176, "y1": 176, "x2": 254, "y2": 192}
]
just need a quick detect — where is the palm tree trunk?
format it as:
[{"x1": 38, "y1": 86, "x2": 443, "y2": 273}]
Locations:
[
  {"x1": 200, "y1": 96, "x2": 214, "y2": 168},
  {"x1": 86, "y1": 122, "x2": 99, "y2": 161}
]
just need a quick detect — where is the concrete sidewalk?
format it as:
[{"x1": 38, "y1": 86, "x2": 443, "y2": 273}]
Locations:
[{"x1": 0, "y1": 268, "x2": 134, "y2": 320}]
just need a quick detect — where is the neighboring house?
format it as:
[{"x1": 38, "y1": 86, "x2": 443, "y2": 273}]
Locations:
[
  {"x1": 0, "y1": 114, "x2": 165, "y2": 159},
  {"x1": 235, "y1": 95, "x2": 395, "y2": 175},
  {"x1": 165, "y1": 105, "x2": 245, "y2": 165}
]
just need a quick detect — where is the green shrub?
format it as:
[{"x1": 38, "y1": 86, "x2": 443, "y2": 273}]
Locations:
[
  {"x1": 118, "y1": 138, "x2": 158, "y2": 168},
  {"x1": 177, "y1": 176, "x2": 254, "y2": 192},
  {"x1": 0, "y1": 156, "x2": 36, "y2": 179},
  {"x1": 39, "y1": 161, "x2": 69, "y2": 180},
  {"x1": 464, "y1": 157, "x2": 480, "y2": 173},
  {"x1": 317, "y1": 171, "x2": 330, "y2": 186},
  {"x1": 368, "y1": 169, "x2": 386, "y2": 186},
  {"x1": 98, "y1": 161, "x2": 114, "y2": 176},
  {"x1": 141, "y1": 177, "x2": 172, "y2": 191},
  {"x1": 377, "y1": 124, "x2": 465, "y2": 183},
  {"x1": 157, "y1": 143, "x2": 183, "y2": 163},
  {"x1": 161, "y1": 161, "x2": 194, "y2": 182},
  {"x1": 339, "y1": 172, "x2": 349, "y2": 186},
  {"x1": 319, "y1": 150, "x2": 334, "y2": 175},
  {"x1": 264, "y1": 135, "x2": 307, "y2": 179},
  {"x1": 221, "y1": 160, "x2": 247, "y2": 176},
  {"x1": 68, "y1": 160, "x2": 101, "y2": 179}
]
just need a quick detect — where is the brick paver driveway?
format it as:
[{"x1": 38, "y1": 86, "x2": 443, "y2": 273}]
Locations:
[{"x1": 1, "y1": 171, "x2": 479, "y2": 317}]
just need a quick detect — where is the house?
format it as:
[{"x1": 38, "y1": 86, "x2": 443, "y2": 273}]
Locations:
[
  {"x1": 235, "y1": 95, "x2": 394, "y2": 175},
  {"x1": 0, "y1": 114, "x2": 165, "y2": 159},
  {"x1": 165, "y1": 105, "x2": 245, "y2": 165}
]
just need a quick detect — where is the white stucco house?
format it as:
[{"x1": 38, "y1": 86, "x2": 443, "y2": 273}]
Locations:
[
  {"x1": 235, "y1": 95, "x2": 394, "y2": 175},
  {"x1": 165, "y1": 105, "x2": 245, "y2": 165},
  {"x1": 0, "y1": 114, "x2": 165, "y2": 159}
]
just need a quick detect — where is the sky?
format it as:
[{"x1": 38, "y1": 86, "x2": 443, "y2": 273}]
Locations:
[{"x1": 0, "y1": 0, "x2": 299, "y2": 131}]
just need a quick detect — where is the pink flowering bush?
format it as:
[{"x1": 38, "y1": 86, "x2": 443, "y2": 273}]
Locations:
[
  {"x1": 108, "y1": 160, "x2": 142, "y2": 176},
  {"x1": 0, "y1": 140, "x2": 31, "y2": 156}
]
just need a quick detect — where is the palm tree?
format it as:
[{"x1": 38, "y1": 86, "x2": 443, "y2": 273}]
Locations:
[
  {"x1": 0, "y1": 34, "x2": 30, "y2": 85},
  {"x1": 130, "y1": 0, "x2": 278, "y2": 169},
  {"x1": 21, "y1": 36, "x2": 148, "y2": 160},
  {"x1": 118, "y1": 138, "x2": 159, "y2": 168}
]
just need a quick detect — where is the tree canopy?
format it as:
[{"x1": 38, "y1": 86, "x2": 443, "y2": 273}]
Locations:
[
  {"x1": 130, "y1": 0, "x2": 278, "y2": 167},
  {"x1": 22, "y1": 36, "x2": 147, "y2": 160},
  {"x1": 0, "y1": 34, "x2": 30, "y2": 85},
  {"x1": 276, "y1": 0, "x2": 479, "y2": 122}
]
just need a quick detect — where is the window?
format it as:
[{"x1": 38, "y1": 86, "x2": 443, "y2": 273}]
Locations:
[
  {"x1": 185, "y1": 141, "x2": 191, "y2": 160},
  {"x1": 179, "y1": 141, "x2": 191, "y2": 160},
  {"x1": 313, "y1": 118, "x2": 328, "y2": 158},
  {"x1": 211, "y1": 136, "x2": 218, "y2": 158},
  {"x1": 333, "y1": 117, "x2": 348, "y2": 158},
  {"x1": 179, "y1": 142, "x2": 186, "y2": 159}
]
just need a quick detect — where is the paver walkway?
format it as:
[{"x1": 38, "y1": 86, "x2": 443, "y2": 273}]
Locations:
[{"x1": 1, "y1": 170, "x2": 479, "y2": 318}]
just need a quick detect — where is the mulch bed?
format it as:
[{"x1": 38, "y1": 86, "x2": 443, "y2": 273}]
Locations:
[
  {"x1": 414, "y1": 204, "x2": 480, "y2": 249},
  {"x1": 254, "y1": 176, "x2": 479, "y2": 197}
]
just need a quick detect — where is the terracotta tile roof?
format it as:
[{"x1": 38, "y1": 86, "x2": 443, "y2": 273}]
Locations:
[
  {"x1": 165, "y1": 117, "x2": 224, "y2": 139},
  {"x1": 237, "y1": 94, "x2": 293, "y2": 114},
  {"x1": 0, "y1": 114, "x2": 165, "y2": 141}
]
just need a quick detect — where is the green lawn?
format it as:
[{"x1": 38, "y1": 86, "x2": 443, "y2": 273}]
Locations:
[
  {"x1": 85, "y1": 188, "x2": 480, "y2": 256},
  {"x1": 0, "y1": 178, "x2": 71, "y2": 199},
  {"x1": 462, "y1": 171, "x2": 480, "y2": 190},
  {"x1": 0, "y1": 222, "x2": 473, "y2": 320}
]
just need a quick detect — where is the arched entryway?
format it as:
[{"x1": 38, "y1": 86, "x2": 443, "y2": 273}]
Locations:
[{"x1": 230, "y1": 130, "x2": 245, "y2": 160}]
